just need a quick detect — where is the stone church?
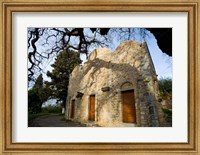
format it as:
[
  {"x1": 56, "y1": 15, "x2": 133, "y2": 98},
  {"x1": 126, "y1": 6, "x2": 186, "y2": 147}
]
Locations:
[{"x1": 65, "y1": 41, "x2": 165, "y2": 127}]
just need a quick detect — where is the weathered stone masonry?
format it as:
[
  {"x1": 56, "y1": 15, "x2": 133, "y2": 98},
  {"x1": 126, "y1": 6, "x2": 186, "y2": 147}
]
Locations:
[{"x1": 65, "y1": 41, "x2": 165, "y2": 127}]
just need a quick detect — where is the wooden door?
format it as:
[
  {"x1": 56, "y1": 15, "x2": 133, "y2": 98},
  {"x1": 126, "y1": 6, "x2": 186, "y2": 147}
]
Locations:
[
  {"x1": 89, "y1": 95, "x2": 95, "y2": 121},
  {"x1": 122, "y1": 90, "x2": 136, "y2": 123},
  {"x1": 70, "y1": 100, "x2": 75, "y2": 119}
]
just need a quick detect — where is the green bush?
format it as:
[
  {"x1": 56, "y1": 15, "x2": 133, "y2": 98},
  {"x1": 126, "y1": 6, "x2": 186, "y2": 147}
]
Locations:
[
  {"x1": 28, "y1": 105, "x2": 62, "y2": 123},
  {"x1": 28, "y1": 112, "x2": 50, "y2": 122},
  {"x1": 158, "y1": 78, "x2": 172, "y2": 100},
  {"x1": 162, "y1": 108, "x2": 172, "y2": 123}
]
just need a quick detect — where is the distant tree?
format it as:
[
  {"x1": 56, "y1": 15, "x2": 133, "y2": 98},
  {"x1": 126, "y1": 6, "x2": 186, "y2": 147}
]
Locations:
[
  {"x1": 28, "y1": 74, "x2": 50, "y2": 113},
  {"x1": 45, "y1": 49, "x2": 81, "y2": 109},
  {"x1": 28, "y1": 88, "x2": 41, "y2": 113},
  {"x1": 158, "y1": 78, "x2": 172, "y2": 125},
  {"x1": 34, "y1": 74, "x2": 43, "y2": 88},
  {"x1": 158, "y1": 78, "x2": 172, "y2": 100}
]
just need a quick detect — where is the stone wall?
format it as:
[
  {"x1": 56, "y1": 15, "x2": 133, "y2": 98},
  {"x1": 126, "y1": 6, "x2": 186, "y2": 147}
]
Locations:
[{"x1": 65, "y1": 41, "x2": 165, "y2": 127}]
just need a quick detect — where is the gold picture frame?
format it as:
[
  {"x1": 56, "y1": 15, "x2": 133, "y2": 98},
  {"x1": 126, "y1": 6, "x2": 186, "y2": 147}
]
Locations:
[{"x1": 0, "y1": 0, "x2": 199, "y2": 154}]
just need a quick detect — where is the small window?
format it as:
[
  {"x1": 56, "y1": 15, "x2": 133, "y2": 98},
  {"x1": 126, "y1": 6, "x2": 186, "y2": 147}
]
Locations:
[{"x1": 149, "y1": 106, "x2": 156, "y2": 115}]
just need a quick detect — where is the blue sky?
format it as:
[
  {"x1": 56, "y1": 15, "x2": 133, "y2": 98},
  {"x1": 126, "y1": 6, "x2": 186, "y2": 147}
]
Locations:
[
  {"x1": 143, "y1": 34, "x2": 172, "y2": 79},
  {"x1": 32, "y1": 28, "x2": 172, "y2": 106}
]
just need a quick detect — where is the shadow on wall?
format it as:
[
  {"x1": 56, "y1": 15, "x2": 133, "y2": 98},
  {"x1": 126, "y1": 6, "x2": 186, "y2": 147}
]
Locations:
[{"x1": 67, "y1": 41, "x2": 166, "y2": 127}]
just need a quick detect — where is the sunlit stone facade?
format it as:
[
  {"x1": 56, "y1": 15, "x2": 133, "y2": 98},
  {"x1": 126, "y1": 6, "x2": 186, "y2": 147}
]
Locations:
[{"x1": 65, "y1": 41, "x2": 165, "y2": 127}]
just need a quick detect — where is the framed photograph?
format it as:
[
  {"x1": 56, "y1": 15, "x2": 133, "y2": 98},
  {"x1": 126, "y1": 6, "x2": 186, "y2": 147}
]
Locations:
[{"x1": 1, "y1": 0, "x2": 199, "y2": 154}]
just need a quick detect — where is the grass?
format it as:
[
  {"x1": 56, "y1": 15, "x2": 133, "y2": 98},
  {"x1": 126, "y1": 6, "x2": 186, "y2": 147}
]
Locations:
[
  {"x1": 28, "y1": 105, "x2": 63, "y2": 122},
  {"x1": 28, "y1": 112, "x2": 57, "y2": 122}
]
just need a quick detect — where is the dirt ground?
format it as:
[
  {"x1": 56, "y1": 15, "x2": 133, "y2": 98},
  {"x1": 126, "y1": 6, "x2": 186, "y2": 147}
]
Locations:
[{"x1": 28, "y1": 114, "x2": 86, "y2": 127}]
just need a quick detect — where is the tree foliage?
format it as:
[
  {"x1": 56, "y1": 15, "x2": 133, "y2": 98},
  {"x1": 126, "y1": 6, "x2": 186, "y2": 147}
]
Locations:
[
  {"x1": 45, "y1": 49, "x2": 81, "y2": 108},
  {"x1": 28, "y1": 28, "x2": 172, "y2": 83}
]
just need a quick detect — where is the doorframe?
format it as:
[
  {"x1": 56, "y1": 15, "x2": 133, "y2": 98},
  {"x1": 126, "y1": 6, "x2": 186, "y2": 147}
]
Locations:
[
  {"x1": 121, "y1": 89, "x2": 137, "y2": 124},
  {"x1": 70, "y1": 99, "x2": 75, "y2": 119},
  {"x1": 88, "y1": 94, "x2": 96, "y2": 121}
]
